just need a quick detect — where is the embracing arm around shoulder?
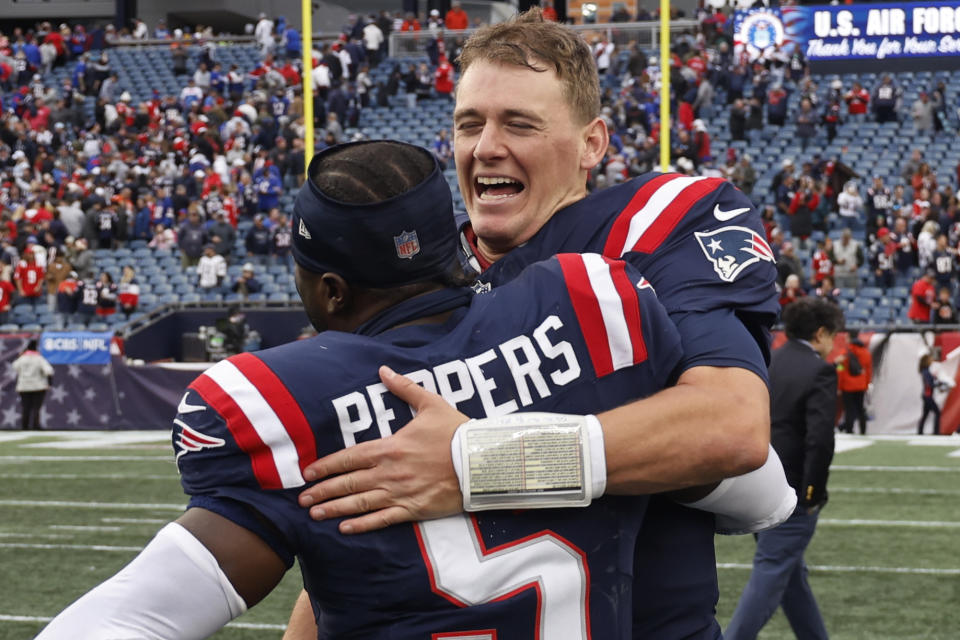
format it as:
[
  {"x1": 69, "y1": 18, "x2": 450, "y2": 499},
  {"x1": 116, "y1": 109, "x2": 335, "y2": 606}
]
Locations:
[{"x1": 298, "y1": 362, "x2": 770, "y2": 534}]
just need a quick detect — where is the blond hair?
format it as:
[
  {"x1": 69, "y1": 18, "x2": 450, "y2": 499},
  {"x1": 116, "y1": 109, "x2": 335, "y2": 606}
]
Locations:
[{"x1": 457, "y1": 8, "x2": 600, "y2": 124}]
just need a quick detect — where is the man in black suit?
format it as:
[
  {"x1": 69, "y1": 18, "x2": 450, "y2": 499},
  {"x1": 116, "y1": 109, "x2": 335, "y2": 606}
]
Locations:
[{"x1": 726, "y1": 297, "x2": 844, "y2": 640}]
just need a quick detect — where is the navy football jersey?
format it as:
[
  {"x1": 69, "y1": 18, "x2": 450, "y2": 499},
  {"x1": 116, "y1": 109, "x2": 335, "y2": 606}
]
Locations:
[
  {"x1": 175, "y1": 253, "x2": 682, "y2": 639},
  {"x1": 464, "y1": 172, "x2": 779, "y2": 379},
  {"x1": 459, "y1": 174, "x2": 779, "y2": 640}
]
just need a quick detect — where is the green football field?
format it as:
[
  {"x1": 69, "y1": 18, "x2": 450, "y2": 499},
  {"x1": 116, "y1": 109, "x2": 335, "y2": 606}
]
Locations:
[{"x1": 1, "y1": 431, "x2": 958, "y2": 639}]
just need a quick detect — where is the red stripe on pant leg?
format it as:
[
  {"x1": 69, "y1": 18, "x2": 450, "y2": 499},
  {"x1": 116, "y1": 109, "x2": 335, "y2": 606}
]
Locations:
[
  {"x1": 630, "y1": 178, "x2": 726, "y2": 254},
  {"x1": 228, "y1": 353, "x2": 318, "y2": 473},
  {"x1": 190, "y1": 374, "x2": 283, "y2": 489},
  {"x1": 602, "y1": 174, "x2": 678, "y2": 259},
  {"x1": 557, "y1": 254, "x2": 614, "y2": 377},
  {"x1": 604, "y1": 258, "x2": 648, "y2": 366}
]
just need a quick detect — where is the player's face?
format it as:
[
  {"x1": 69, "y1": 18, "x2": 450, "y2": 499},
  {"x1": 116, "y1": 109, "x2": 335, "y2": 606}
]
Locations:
[{"x1": 453, "y1": 61, "x2": 606, "y2": 261}]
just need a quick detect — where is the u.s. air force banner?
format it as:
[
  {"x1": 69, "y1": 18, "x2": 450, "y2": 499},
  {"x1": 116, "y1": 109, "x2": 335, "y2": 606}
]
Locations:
[{"x1": 735, "y1": 3, "x2": 960, "y2": 69}]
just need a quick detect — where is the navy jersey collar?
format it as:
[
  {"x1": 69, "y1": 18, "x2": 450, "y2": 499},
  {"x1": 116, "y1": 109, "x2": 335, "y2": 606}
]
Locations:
[{"x1": 355, "y1": 287, "x2": 474, "y2": 337}]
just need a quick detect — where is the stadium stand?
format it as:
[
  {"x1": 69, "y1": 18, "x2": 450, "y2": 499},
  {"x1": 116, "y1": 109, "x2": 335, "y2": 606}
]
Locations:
[{"x1": 0, "y1": 8, "x2": 958, "y2": 338}]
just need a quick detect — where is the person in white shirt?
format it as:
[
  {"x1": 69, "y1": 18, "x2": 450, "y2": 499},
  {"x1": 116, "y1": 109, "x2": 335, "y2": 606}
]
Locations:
[
  {"x1": 179, "y1": 79, "x2": 204, "y2": 106},
  {"x1": 197, "y1": 244, "x2": 227, "y2": 293},
  {"x1": 311, "y1": 62, "x2": 331, "y2": 98},
  {"x1": 255, "y1": 13, "x2": 275, "y2": 57},
  {"x1": 832, "y1": 228, "x2": 863, "y2": 290},
  {"x1": 194, "y1": 62, "x2": 212, "y2": 90},
  {"x1": 12, "y1": 339, "x2": 54, "y2": 430},
  {"x1": 836, "y1": 181, "x2": 864, "y2": 228},
  {"x1": 593, "y1": 36, "x2": 615, "y2": 75},
  {"x1": 132, "y1": 19, "x2": 149, "y2": 39},
  {"x1": 363, "y1": 18, "x2": 384, "y2": 66},
  {"x1": 336, "y1": 44, "x2": 352, "y2": 80}
]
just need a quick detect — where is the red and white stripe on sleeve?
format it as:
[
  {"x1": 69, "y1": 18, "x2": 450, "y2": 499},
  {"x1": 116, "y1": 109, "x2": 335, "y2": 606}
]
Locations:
[
  {"x1": 557, "y1": 253, "x2": 648, "y2": 378},
  {"x1": 603, "y1": 174, "x2": 725, "y2": 257},
  {"x1": 189, "y1": 353, "x2": 317, "y2": 490}
]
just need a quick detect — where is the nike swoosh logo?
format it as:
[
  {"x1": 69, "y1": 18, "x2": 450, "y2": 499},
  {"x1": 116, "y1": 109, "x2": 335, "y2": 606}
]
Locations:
[
  {"x1": 177, "y1": 392, "x2": 206, "y2": 414},
  {"x1": 714, "y1": 205, "x2": 751, "y2": 221}
]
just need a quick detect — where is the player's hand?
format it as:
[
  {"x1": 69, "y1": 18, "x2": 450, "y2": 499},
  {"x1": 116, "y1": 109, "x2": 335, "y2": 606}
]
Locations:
[{"x1": 298, "y1": 366, "x2": 466, "y2": 534}]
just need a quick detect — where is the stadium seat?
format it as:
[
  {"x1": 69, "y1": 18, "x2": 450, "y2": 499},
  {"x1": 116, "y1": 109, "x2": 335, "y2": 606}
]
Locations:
[
  {"x1": 43, "y1": 317, "x2": 65, "y2": 330},
  {"x1": 0, "y1": 324, "x2": 19, "y2": 332},
  {"x1": 88, "y1": 323, "x2": 110, "y2": 332},
  {"x1": 846, "y1": 308, "x2": 872, "y2": 324}
]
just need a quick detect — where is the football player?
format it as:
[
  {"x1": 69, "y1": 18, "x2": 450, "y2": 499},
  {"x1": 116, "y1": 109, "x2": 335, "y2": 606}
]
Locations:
[
  {"x1": 37, "y1": 140, "x2": 740, "y2": 639},
  {"x1": 295, "y1": 9, "x2": 789, "y2": 639}
]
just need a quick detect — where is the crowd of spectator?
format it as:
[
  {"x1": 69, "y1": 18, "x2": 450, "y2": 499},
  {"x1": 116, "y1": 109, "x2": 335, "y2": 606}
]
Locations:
[
  {"x1": 2, "y1": 2, "x2": 960, "y2": 330},
  {"x1": 575, "y1": 4, "x2": 960, "y2": 325}
]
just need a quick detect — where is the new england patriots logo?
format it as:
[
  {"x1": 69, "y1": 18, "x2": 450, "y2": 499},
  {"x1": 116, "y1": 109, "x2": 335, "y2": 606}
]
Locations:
[
  {"x1": 695, "y1": 226, "x2": 775, "y2": 283},
  {"x1": 174, "y1": 420, "x2": 226, "y2": 460}
]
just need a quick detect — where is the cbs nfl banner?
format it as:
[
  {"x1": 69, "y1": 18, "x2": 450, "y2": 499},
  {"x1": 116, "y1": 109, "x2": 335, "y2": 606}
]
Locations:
[
  {"x1": 40, "y1": 331, "x2": 113, "y2": 365},
  {"x1": 735, "y1": 3, "x2": 960, "y2": 71}
]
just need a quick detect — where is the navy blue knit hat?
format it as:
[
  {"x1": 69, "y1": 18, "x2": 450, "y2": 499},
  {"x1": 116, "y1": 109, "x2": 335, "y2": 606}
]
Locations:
[{"x1": 291, "y1": 141, "x2": 458, "y2": 287}]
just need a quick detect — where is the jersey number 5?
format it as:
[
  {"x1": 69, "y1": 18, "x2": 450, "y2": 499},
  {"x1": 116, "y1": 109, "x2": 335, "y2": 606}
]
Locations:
[{"x1": 415, "y1": 514, "x2": 590, "y2": 639}]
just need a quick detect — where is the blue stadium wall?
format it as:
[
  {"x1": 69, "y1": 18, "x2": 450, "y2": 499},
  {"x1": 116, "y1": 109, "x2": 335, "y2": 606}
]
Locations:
[{"x1": 124, "y1": 308, "x2": 309, "y2": 362}]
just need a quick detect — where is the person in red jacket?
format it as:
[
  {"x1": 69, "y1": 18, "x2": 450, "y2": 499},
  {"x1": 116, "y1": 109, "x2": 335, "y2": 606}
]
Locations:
[
  {"x1": 14, "y1": 248, "x2": 45, "y2": 309},
  {"x1": 400, "y1": 13, "x2": 421, "y2": 31},
  {"x1": 836, "y1": 331, "x2": 873, "y2": 434},
  {"x1": 445, "y1": 1, "x2": 470, "y2": 30},
  {"x1": 844, "y1": 81, "x2": 869, "y2": 119},
  {"x1": 0, "y1": 267, "x2": 15, "y2": 325},
  {"x1": 908, "y1": 269, "x2": 937, "y2": 323},
  {"x1": 434, "y1": 54, "x2": 454, "y2": 100},
  {"x1": 810, "y1": 238, "x2": 834, "y2": 285}
]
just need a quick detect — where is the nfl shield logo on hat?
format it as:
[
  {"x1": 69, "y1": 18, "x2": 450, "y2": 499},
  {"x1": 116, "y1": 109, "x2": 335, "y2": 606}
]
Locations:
[{"x1": 394, "y1": 230, "x2": 420, "y2": 259}]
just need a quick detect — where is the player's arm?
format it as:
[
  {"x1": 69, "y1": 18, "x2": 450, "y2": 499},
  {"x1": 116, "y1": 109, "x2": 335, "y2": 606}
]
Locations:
[
  {"x1": 298, "y1": 363, "x2": 770, "y2": 534},
  {"x1": 282, "y1": 590, "x2": 319, "y2": 640},
  {"x1": 35, "y1": 507, "x2": 286, "y2": 639}
]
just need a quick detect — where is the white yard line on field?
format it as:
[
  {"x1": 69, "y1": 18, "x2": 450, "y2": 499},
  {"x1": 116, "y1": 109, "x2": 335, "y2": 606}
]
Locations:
[
  {"x1": 0, "y1": 473, "x2": 173, "y2": 480},
  {"x1": 834, "y1": 438, "x2": 876, "y2": 453},
  {"x1": 101, "y1": 517, "x2": 168, "y2": 524},
  {"x1": 0, "y1": 542, "x2": 142, "y2": 552},
  {"x1": 0, "y1": 614, "x2": 285, "y2": 631},
  {"x1": 831, "y1": 486, "x2": 960, "y2": 496},
  {"x1": 0, "y1": 456, "x2": 171, "y2": 462},
  {"x1": 718, "y1": 562, "x2": 960, "y2": 576},
  {"x1": 819, "y1": 518, "x2": 960, "y2": 528},
  {"x1": 832, "y1": 464, "x2": 960, "y2": 472},
  {"x1": 0, "y1": 499, "x2": 184, "y2": 510},
  {"x1": 20, "y1": 432, "x2": 171, "y2": 450},
  {"x1": 49, "y1": 525, "x2": 124, "y2": 532},
  {"x1": 906, "y1": 437, "x2": 960, "y2": 447}
]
